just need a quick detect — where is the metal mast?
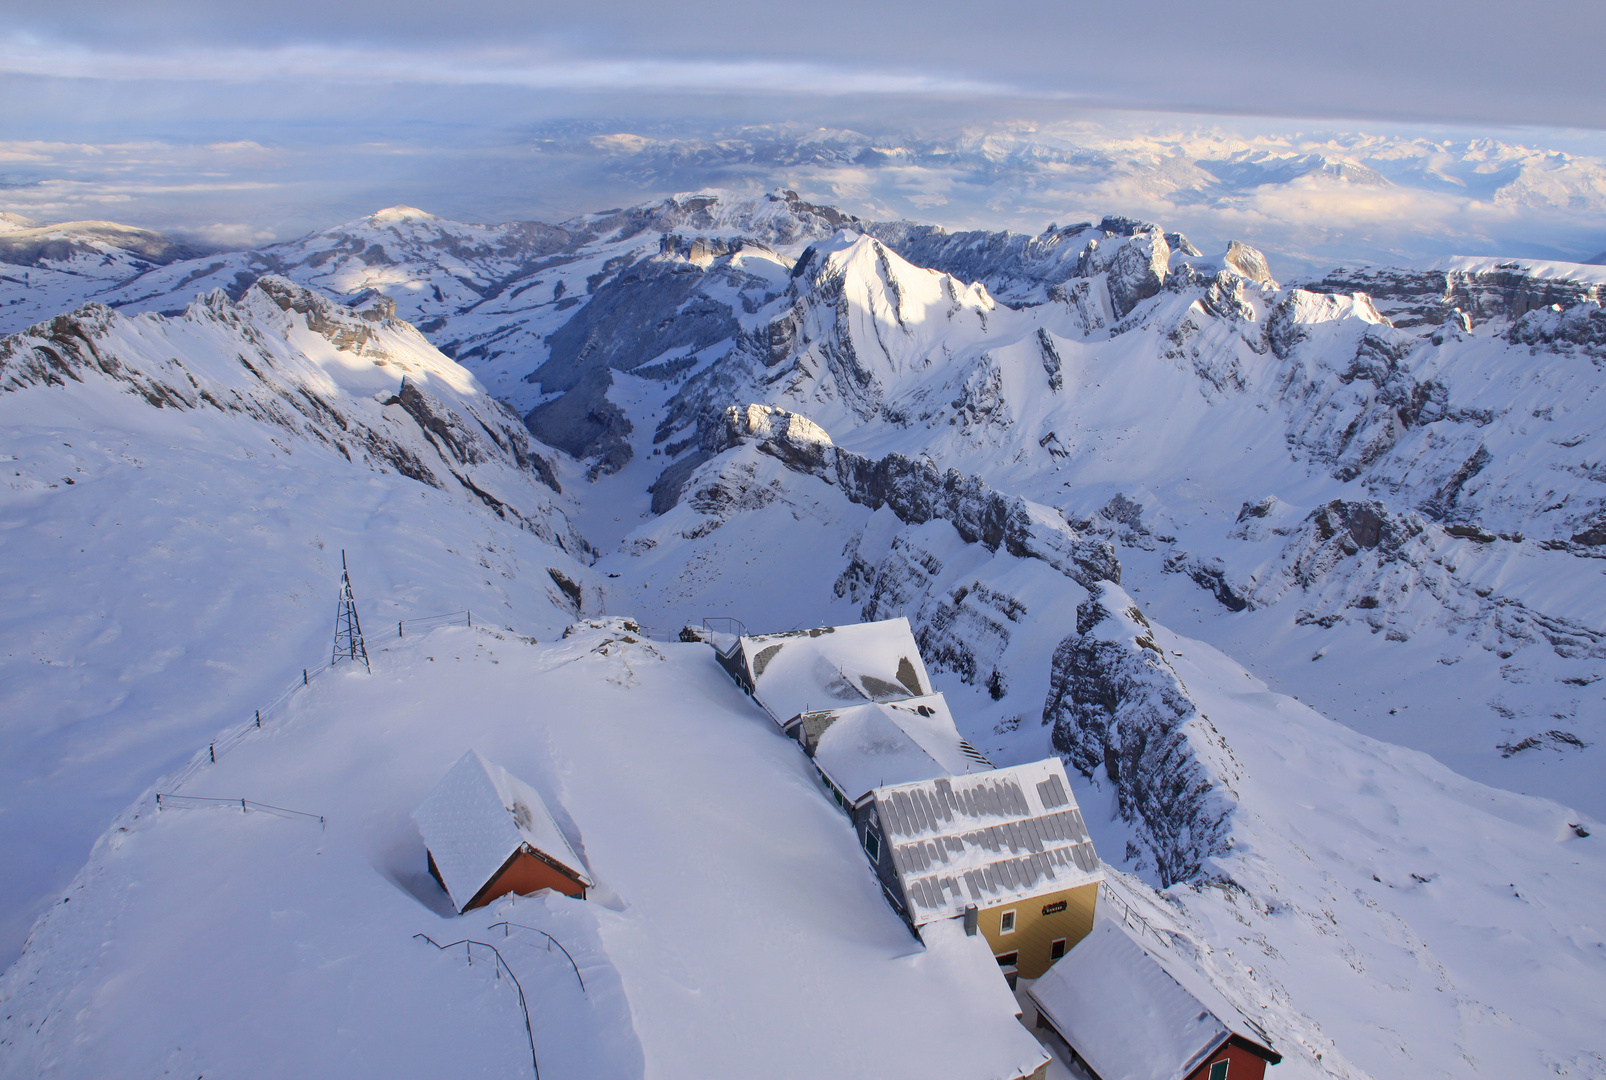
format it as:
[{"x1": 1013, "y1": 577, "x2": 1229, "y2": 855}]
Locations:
[{"x1": 332, "y1": 550, "x2": 370, "y2": 672}]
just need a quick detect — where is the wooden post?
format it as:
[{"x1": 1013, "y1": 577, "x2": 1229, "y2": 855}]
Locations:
[
  {"x1": 303, "y1": 669, "x2": 308, "y2": 685},
  {"x1": 399, "y1": 620, "x2": 403, "y2": 637},
  {"x1": 209, "y1": 743, "x2": 215, "y2": 763},
  {"x1": 255, "y1": 710, "x2": 261, "y2": 728}
]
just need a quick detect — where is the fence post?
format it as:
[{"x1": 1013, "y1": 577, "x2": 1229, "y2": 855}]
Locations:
[
  {"x1": 209, "y1": 743, "x2": 215, "y2": 763},
  {"x1": 156, "y1": 793, "x2": 163, "y2": 811},
  {"x1": 467, "y1": 610, "x2": 472, "y2": 628},
  {"x1": 399, "y1": 620, "x2": 403, "y2": 638},
  {"x1": 303, "y1": 669, "x2": 308, "y2": 685},
  {"x1": 241, "y1": 798, "x2": 247, "y2": 812},
  {"x1": 255, "y1": 710, "x2": 261, "y2": 728}
]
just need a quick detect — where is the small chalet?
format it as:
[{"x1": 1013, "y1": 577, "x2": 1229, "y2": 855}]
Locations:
[
  {"x1": 412, "y1": 750, "x2": 593, "y2": 913},
  {"x1": 787, "y1": 692, "x2": 994, "y2": 808},
  {"x1": 862, "y1": 758, "x2": 1104, "y2": 982},
  {"x1": 1028, "y1": 921, "x2": 1281, "y2": 1080},
  {"x1": 712, "y1": 617, "x2": 934, "y2": 726}
]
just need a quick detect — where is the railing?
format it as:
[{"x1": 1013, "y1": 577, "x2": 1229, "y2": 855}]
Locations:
[
  {"x1": 154, "y1": 793, "x2": 325, "y2": 828},
  {"x1": 701, "y1": 616, "x2": 746, "y2": 655},
  {"x1": 1099, "y1": 877, "x2": 1168, "y2": 945},
  {"x1": 487, "y1": 921, "x2": 586, "y2": 992},
  {"x1": 414, "y1": 933, "x2": 539, "y2": 1079}
]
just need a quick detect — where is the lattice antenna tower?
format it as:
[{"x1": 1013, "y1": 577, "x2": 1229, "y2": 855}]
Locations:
[{"x1": 332, "y1": 550, "x2": 370, "y2": 673}]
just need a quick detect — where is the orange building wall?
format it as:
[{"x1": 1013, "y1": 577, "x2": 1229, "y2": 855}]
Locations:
[
  {"x1": 466, "y1": 849, "x2": 586, "y2": 909},
  {"x1": 1182, "y1": 1039, "x2": 1271, "y2": 1080}
]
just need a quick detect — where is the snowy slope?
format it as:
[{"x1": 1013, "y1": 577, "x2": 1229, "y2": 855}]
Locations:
[
  {"x1": 3, "y1": 187, "x2": 1606, "y2": 1079},
  {"x1": 0, "y1": 622, "x2": 1047, "y2": 1080},
  {"x1": 1059, "y1": 591, "x2": 1606, "y2": 1080},
  {"x1": 0, "y1": 216, "x2": 203, "y2": 336},
  {"x1": 0, "y1": 280, "x2": 593, "y2": 963}
]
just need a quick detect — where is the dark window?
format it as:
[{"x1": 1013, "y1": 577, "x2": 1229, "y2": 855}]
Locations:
[
  {"x1": 1050, "y1": 938, "x2": 1067, "y2": 960},
  {"x1": 1209, "y1": 1061, "x2": 1229, "y2": 1080},
  {"x1": 1000, "y1": 909, "x2": 1017, "y2": 933},
  {"x1": 995, "y1": 951, "x2": 1018, "y2": 968},
  {"x1": 863, "y1": 829, "x2": 880, "y2": 861}
]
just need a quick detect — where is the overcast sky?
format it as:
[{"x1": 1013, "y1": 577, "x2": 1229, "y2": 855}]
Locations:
[
  {"x1": 3, "y1": 1, "x2": 1605, "y2": 269},
  {"x1": 6, "y1": 0, "x2": 1605, "y2": 127}
]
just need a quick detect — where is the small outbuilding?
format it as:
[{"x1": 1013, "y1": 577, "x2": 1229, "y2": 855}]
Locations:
[
  {"x1": 1028, "y1": 920, "x2": 1281, "y2": 1080},
  {"x1": 412, "y1": 750, "x2": 593, "y2": 913}
]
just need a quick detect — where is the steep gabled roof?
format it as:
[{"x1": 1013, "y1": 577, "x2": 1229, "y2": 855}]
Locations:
[
  {"x1": 797, "y1": 692, "x2": 992, "y2": 803},
  {"x1": 735, "y1": 617, "x2": 933, "y2": 724},
  {"x1": 411, "y1": 750, "x2": 592, "y2": 913},
  {"x1": 1028, "y1": 920, "x2": 1281, "y2": 1080},
  {"x1": 871, "y1": 758, "x2": 1102, "y2": 926}
]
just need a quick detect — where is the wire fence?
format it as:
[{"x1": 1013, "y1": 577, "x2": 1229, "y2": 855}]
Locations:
[
  {"x1": 414, "y1": 933, "x2": 540, "y2": 1079},
  {"x1": 156, "y1": 608, "x2": 480, "y2": 799},
  {"x1": 153, "y1": 793, "x2": 326, "y2": 828}
]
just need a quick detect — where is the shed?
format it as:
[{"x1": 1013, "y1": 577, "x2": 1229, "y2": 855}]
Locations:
[
  {"x1": 412, "y1": 750, "x2": 593, "y2": 913},
  {"x1": 864, "y1": 758, "x2": 1104, "y2": 979},
  {"x1": 713, "y1": 617, "x2": 934, "y2": 726},
  {"x1": 1028, "y1": 920, "x2": 1281, "y2": 1080}
]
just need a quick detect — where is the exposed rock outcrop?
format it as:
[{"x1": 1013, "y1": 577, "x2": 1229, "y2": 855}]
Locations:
[
  {"x1": 1043, "y1": 583, "x2": 1238, "y2": 886},
  {"x1": 704, "y1": 404, "x2": 1121, "y2": 591}
]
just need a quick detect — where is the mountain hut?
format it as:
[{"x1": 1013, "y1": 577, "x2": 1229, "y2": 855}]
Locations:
[
  {"x1": 412, "y1": 750, "x2": 593, "y2": 913},
  {"x1": 865, "y1": 758, "x2": 1104, "y2": 982},
  {"x1": 710, "y1": 617, "x2": 934, "y2": 726},
  {"x1": 1028, "y1": 920, "x2": 1281, "y2": 1080}
]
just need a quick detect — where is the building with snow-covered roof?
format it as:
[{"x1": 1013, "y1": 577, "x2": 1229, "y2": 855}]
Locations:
[
  {"x1": 785, "y1": 692, "x2": 993, "y2": 808},
  {"x1": 861, "y1": 758, "x2": 1104, "y2": 981},
  {"x1": 411, "y1": 750, "x2": 592, "y2": 913},
  {"x1": 1028, "y1": 920, "x2": 1281, "y2": 1080},
  {"x1": 711, "y1": 617, "x2": 933, "y2": 726}
]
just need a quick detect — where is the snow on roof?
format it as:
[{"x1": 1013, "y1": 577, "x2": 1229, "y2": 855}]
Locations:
[
  {"x1": 872, "y1": 758, "x2": 1102, "y2": 926},
  {"x1": 1028, "y1": 920, "x2": 1278, "y2": 1080},
  {"x1": 411, "y1": 750, "x2": 591, "y2": 913},
  {"x1": 802, "y1": 693, "x2": 991, "y2": 803},
  {"x1": 738, "y1": 618, "x2": 933, "y2": 724}
]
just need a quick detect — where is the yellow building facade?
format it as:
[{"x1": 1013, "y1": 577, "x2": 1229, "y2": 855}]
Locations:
[{"x1": 978, "y1": 880, "x2": 1099, "y2": 979}]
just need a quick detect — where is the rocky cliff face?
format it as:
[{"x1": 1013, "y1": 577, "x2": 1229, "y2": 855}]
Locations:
[
  {"x1": 0, "y1": 277, "x2": 585, "y2": 553},
  {"x1": 1043, "y1": 582, "x2": 1238, "y2": 886}
]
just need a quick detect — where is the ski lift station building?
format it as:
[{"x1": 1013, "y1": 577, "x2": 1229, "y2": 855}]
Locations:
[{"x1": 412, "y1": 750, "x2": 593, "y2": 912}]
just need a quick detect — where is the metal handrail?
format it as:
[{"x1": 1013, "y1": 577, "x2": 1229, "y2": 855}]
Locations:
[
  {"x1": 487, "y1": 921, "x2": 586, "y2": 991},
  {"x1": 414, "y1": 933, "x2": 538, "y2": 1079},
  {"x1": 1099, "y1": 878, "x2": 1166, "y2": 944}
]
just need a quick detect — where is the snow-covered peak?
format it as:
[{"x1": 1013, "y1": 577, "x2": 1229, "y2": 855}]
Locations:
[
  {"x1": 572, "y1": 188, "x2": 860, "y2": 248},
  {"x1": 0, "y1": 211, "x2": 37, "y2": 235},
  {"x1": 367, "y1": 205, "x2": 441, "y2": 225}
]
